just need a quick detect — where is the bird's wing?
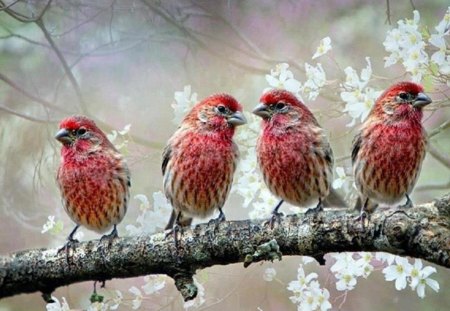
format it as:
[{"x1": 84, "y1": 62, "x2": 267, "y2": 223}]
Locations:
[{"x1": 162, "y1": 144, "x2": 172, "y2": 175}]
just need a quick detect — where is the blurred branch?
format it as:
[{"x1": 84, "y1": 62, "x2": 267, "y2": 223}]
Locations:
[
  {"x1": 428, "y1": 119, "x2": 450, "y2": 138},
  {"x1": 1, "y1": 194, "x2": 449, "y2": 302},
  {"x1": 35, "y1": 19, "x2": 88, "y2": 114},
  {"x1": 0, "y1": 104, "x2": 57, "y2": 123},
  {"x1": 428, "y1": 144, "x2": 450, "y2": 169},
  {"x1": 416, "y1": 181, "x2": 450, "y2": 192},
  {"x1": 0, "y1": 0, "x2": 87, "y2": 113},
  {"x1": 0, "y1": 72, "x2": 68, "y2": 113},
  {"x1": 141, "y1": 0, "x2": 268, "y2": 74},
  {"x1": 385, "y1": 0, "x2": 391, "y2": 25},
  {"x1": 0, "y1": 0, "x2": 19, "y2": 11},
  {"x1": 0, "y1": 0, "x2": 52, "y2": 22}
]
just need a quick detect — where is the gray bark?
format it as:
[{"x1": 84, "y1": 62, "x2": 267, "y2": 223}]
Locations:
[{"x1": 1, "y1": 193, "x2": 449, "y2": 301}]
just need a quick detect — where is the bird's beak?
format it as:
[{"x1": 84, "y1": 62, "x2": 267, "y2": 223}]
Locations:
[
  {"x1": 55, "y1": 128, "x2": 73, "y2": 145},
  {"x1": 252, "y1": 103, "x2": 271, "y2": 119},
  {"x1": 413, "y1": 92, "x2": 432, "y2": 108},
  {"x1": 227, "y1": 111, "x2": 247, "y2": 126}
]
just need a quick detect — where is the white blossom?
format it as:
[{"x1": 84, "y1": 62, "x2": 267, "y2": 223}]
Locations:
[
  {"x1": 298, "y1": 290, "x2": 319, "y2": 311},
  {"x1": 129, "y1": 286, "x2": 143, "y2": 310},
  {"x1": 287, "y1": 265, "x2": 332, "y2": 310},
  {"x1": 109, "y1": 290, "x2": 123, "y2": 310},
  {"x1": 332, "y1": 167, "x2": 347, "y2": 190},
  {"x1": 265, "y1": 63, "x2": 301, "y2": 94},
  {"x1": 383, "y1": 10, "x2": 429, "y2": 82},
  {"x1": 312, "y1": 37, "x2": 332, "y2": 59},
  {"x1": 172, "y1": 85, "x2": 198, "y2": 124},
  {"x1": 316, "y1": 288, "x2": 332, "y2": 311},
  {"x1": 301, "y1": 63, "x2": 326, "y2": 100},
  {"x1": 340, "y1": 58, "x2": 381, "y2": 126},
  {"x1": 107, "y1": 124, "x2": 131, "y2": 150},
  {"x1": 330, "y1": 252, "x2": 368, "y2": 291},
  {"x1": 87, "y1": 302, "x2": 108, "y2": 311},
  {"x1": 409, "y1": 259, "x2": 440, "y2": 298},
  {"x1": 382, "y1": 256, "x2": 413, "y2": 290},
  {"x1": 46, "y1": 297, "x2": 70, "y2": 311},
  {"x1": 301, "y1": 256, "x2": 316, "y2": 265},
  {"x1": 335, "y1": 273, "x2": 357, "y2": 291},
  {"x1": 429, "y1": 7, "x2": 450, "y2": 75},
  {"x1": 287, "y1": 266, "x2": 318, "y2": 295},
  {"x1": 263, "y1": 267, "x2": 277, "y2": 282},
  {"x1": 126, "y1": 191, "x2": 172, "y2": 235},
  {"x1": 41, "y1": 215, "x2": 56, "y2": 234},
  {"x1": 142, "y1": 275, "x2": 166, "y2": 295},
  {"x1": 355, "y1": 252, "x2": 374, "y2": 278},
  {"x1": 375, "y1": 252, "x2": 396, "y2": 265}
]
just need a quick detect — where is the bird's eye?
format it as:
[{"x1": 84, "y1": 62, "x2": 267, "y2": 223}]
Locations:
[
  {"x1": 76, "y1": 128, "x2": 87, "y2": 136},
  {"x1": 398, "y1": 92, "x2": 409, "y2": 100},
  {"x1": 275, "y1": 102, "x2": 286, "y2": 110},
  {"x1": 217, "y1": 105, "x2": 227, "y2": 114}
]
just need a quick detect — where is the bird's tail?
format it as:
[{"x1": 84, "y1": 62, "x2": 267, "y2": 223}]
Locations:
[
  {"x1": 323, "y1": 189, "x2": 347, "y2": 208},
  {"x1": 165, "y1": 210, "x2": 193, "y2": 230}
]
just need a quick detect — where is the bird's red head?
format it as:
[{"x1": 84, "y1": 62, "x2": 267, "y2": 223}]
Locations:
[
  {"x1": 56, "y1": 115, "x2": 112, "y2": 151},
  {"x1": 183, "y1": 93, "x2": 247, "y2": 132},
  {"x1": 253, "y1": 89, "x2": 316, "y2": 126},
  {"x1": 371, "y1": 81, "x2": 432, "y2": 123}
]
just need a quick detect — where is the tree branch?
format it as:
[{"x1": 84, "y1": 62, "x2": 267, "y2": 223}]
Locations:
[{"x1": 0, "y1": 194, "x2": 449, "y2": 302}]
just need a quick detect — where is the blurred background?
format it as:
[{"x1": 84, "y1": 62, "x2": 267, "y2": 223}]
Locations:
[{"x1": 0, "y1": 0, "x2": 449, "y2": 310}]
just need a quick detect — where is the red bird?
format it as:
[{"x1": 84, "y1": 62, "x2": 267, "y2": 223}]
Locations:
[
  {"x1": 56, "y1": 116, "x2": 130, "y2": 247},
  {"x1": 254, "y1": 89, "x2": 346, "y2": 225},
  {"x1": 163, "y1": 93, "x2": 246, "y2": 237},
  {"x1": 352, "y1": 81, "x2": 432, "y2": 216}
]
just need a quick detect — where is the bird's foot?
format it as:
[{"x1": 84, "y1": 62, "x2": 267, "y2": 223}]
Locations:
[
  {"x1": 305, "y1": 202, "x2": 324, "y2": 217},
  {"x1": 165, "y1": 223, "x2": 182, "y2": 249},
  {"x1": 100, "y1": 226, "x2": 119, "y2": 247},
  {"x1": 399, "y1": 196, "x2": 413, "y2": 209},
  {"x1": 264, "y1": 211, "x2": 284, "y2": 229},
  {"x1": 208, "y1": 211, "x2": 226, "y2": 227},
  {"x1": 353, "y1": 210, "x2": 369, "y2": 230},
  {"x1": 57, "y1": 238, "x2": 79, "y2": 263}
]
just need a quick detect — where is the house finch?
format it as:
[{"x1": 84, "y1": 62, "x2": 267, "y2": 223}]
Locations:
[
  {"x1": 253, "y1": 89, "x2": 346, "y2": 226},
  {"x1": 163, "y1": 93, "x2": 246, "y2": 242},
  {"x1": 352, "y1": 81, "x2": 432, "y2": 217},
  {"x1": 56, "y1": 115, "x2": 130, "y2": 248}
]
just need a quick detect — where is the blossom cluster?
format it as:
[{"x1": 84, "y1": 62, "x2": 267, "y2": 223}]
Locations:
[
  {"x1": 264, "y1": 35, "x2": 331, "y2": 102},
  {"x1": 340, "y1": 57, "x2": 382, "y2": 127},
  {"x1": 384, "y1": 8, "x2": 450, "y2": 83},
  {"x1": 125, "y1": 192, "x2": 172, "y2": 236},
  {"x1": 287, "y1": 258, "x2": 332, "y2": 311},
  {"x1": 328, "y1": 252, "x2": 439, "y2": 298},
  {"x1": 46, "y1": 276, "x2": 167, "y2": 310}
]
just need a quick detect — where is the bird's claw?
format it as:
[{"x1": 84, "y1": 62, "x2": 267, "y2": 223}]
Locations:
[
  {"x1": 57, "y1": 238, "x2": 79, "y2": 255},
  {"x1": 57, "y1": 238, "x2": 79, "y2": 264},
  {"x1": 165, "y1": 224, "x2": 182, "y2": 249},
  {"x1": 264, "y1": 211, "x2": 284, "y2": 229},
  {"x1": 399, "y1": 199, "x2": 413, "y2": 209},
  {"x1": 100, "y1": 226, "x2": 118, "y2": 248},
  {"x1": 208, "y1": 213, "x2": 226, "y2": 226},
  {"x1": 305, "y1": 204, "x2": 324, "y2": 217},
  {"x1": 353, "y1": 211, "x2": 369, "y2": 230}
]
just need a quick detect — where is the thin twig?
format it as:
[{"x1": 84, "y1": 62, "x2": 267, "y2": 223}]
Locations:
[
  {"x1": 0, "y1": 72, "x2": 69, "y2": 113},
  {"x1": 385, "y1": 0, "x2": 392, "y2": 25},
  {"x1": 0, "y1": 104, "x2": 58, "y2": 123},
  {"x1": 35, "y1": 19, "x2": 88, "y2": 114}
]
